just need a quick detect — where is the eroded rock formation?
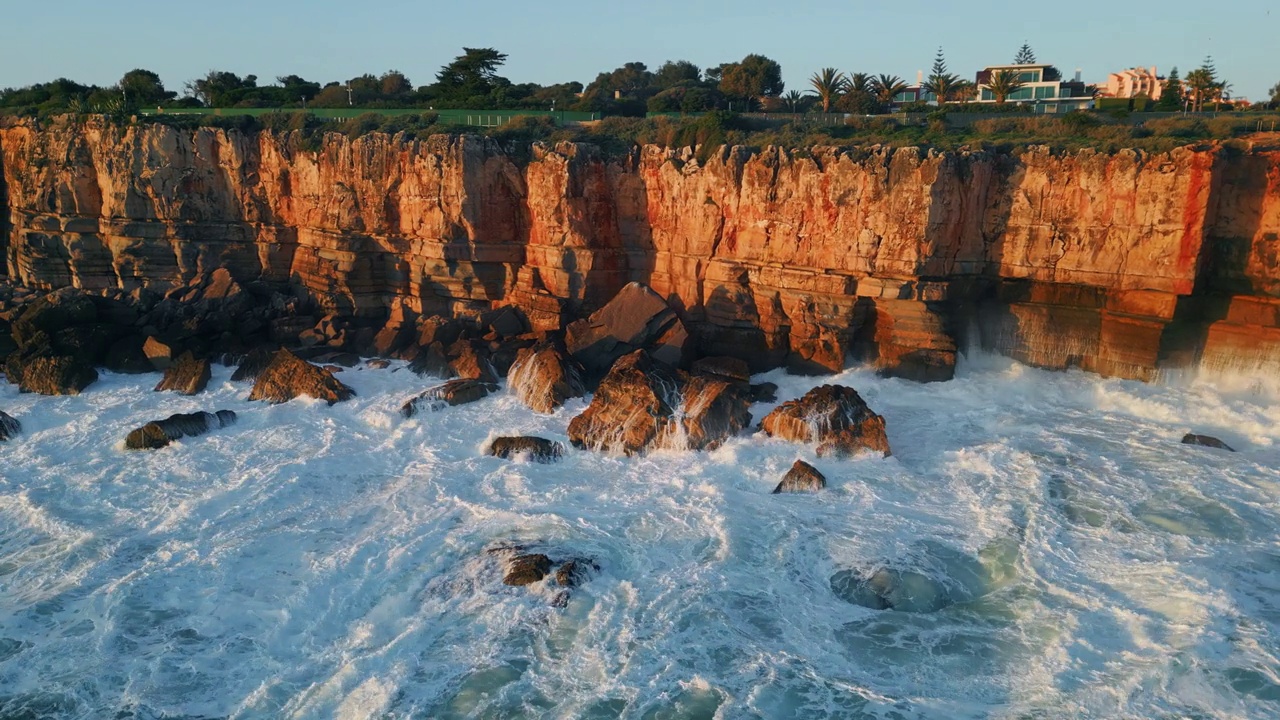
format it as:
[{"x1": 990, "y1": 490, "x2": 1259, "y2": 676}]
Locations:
[{"x1": 3, "y1": 116, "x2": 1278, "y2": 382}]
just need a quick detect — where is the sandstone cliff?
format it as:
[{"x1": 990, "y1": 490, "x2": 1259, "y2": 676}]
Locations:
[{"x1": 2, "y1": 116, "x2": 1277, "y2": 381}]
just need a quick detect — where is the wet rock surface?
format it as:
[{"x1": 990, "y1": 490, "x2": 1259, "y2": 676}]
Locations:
[
  {"x1": 773, "y1": 460, "x2": 827, "y2": 494},
  {"x1": 507, "y1": 342, "x2": 586, "y2": 414},
  {"x1": 124, "y1": 410, "x2": 237, "y2": 450},
  {"x1": 230, "y1": 348, "x2": 275, "y2": 382},
  {"x1": 0, "y1": 411, "x2": 20, "y2": 441},
  {"x1": 400, "y1": 379, "x2": 499, "y2": 418},
  {"x1": 567, "y1": 350, "x2": 751, "y2": 455},
  {"x1": 248, "y1": 349, "x2": 355, "y2": 405},
  {"x1": 760, "y1": 385, "x2": 891, "y2": 458},
  {"x1": 486, "y1": 436, "x2": 565, "y2": 463},
  {"x1": 154, "y1": 352, "x2": 211, "y2": 395},
  {"x1": 1182, "y1": 433, "x2": 1235, "y2": 452},
  {"x1": 14, "y1": 356, "x2": 99, "y2": 396}
]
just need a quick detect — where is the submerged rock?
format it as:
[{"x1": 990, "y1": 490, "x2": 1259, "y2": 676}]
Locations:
[
  {"x1": 554, "y1": 559, "x2": 600, "y2": 588},
  {"x1": 760, "y1": 385, "x2": 891, "y2": 458},
  {"x1": 400, "y1": 379, "x2": 498, "y2": 418},
  {"x1": 566, "y1": 282, "x2": 692, "y2": 379},
  {"x1": 567, "y1": 350, "x2": 751, "y2": 456},
  {"x1": 154, "y1": 352, "x2": 211, "y2": 395},
  {"x1": 248, "y1": 349, "x2": 354, "y2": 405},
  {"x1": 507, "y1": 342, "x2": 586, "y2": 414},
  {"x1": 773, "y1": 460, "x2": 827, "y2": 494},
  {"x1": 487, "y1": 436, "x2": 565, "y2": 463},
  {"x1": 503, "y1": 553, "x2": 553, "y2": 586},
  {"x1": 125, "y1": 410, "x2": 237, "y2": 450},
  {"x1": 830, "y1": 539, "x2": 1021, "y2": 613},
  {"x1": 0, "y1": 411, "x2": 20, "y2": 442},
  {"x1": 1182, "y1": 433, "x2": 1235, "y2": 452}
]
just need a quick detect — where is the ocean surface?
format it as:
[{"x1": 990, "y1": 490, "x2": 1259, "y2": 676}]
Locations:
[{"x1": 1, "y1": 353, "x2": 1278, "y2": 719}]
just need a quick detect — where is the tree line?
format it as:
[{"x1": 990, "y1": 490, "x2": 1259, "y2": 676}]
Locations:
[{"x1": 1, "y1": 46, "x2": 1274, "y2": 118}]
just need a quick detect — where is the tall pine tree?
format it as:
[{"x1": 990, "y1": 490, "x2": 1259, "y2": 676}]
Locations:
[
  {"x1": 1157, "y1": 67, "x2": 1183, "y2": 110},
  {"x1": 1014, "y1": 43, "x2": 1036, "y2": 65}
]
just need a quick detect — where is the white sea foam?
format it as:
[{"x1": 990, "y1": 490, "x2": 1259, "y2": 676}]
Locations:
[{"x1": 0, "y1": 355, "x2": 1278, "y2": 718}]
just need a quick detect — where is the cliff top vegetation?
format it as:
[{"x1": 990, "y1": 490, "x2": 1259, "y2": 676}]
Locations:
[{"x1": 14, "y1": 109, "x2": 1270, "y2": 159}]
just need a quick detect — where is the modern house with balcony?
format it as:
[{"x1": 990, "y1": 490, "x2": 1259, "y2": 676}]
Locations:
[{"x1": 973, "y1": 63, "x2": 1094, "y2": 113}]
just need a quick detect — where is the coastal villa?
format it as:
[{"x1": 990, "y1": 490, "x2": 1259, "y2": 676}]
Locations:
[
  {"x1": 1098, "y1": 67, "x2": 1165, "y2": 100},
  {"x1": 973, "y1": 63, "x2": 1094, "y2": 112}
]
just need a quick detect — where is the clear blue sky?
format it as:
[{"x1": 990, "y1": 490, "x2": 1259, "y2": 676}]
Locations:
[{"x1": 2, "y1": 0, "x2": 1276, "y2": 101}]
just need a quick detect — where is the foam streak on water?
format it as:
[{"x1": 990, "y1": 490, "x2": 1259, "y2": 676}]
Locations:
[{"x1": 1, "y1": 355, "x2": 1278, "y2": 719}]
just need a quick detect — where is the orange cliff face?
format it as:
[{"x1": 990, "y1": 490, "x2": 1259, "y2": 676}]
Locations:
[{"x1": 2, "y1": 116, "x2": 1278, "y2": 381}]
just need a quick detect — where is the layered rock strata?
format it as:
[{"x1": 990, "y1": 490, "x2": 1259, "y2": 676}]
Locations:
[{"x1": 4, "y1": 116, "x2": 1278, "y2": 381}]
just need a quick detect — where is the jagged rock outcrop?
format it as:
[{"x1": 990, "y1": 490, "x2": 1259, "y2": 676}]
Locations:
[
  {"x1": 507, "y1": 342, "x2": 585, "y2": 413},
  {"x1": 3, "y1": 117, "x2": 1279, "y2": 383},
  {"x1": 230, "y1": 347, "x2": 274, "y2": 381},
  {"x1": 15, "y1": 356, "x2": 98, "y2": 395},
  {"x1": 400, "y1": 378, "x2": 498, "y2": 417},
  {"x1": 0, "y1": 410, "x2": 19, "y2": 441},
  {"x1": 774, "y1": 460, "x2": 827, "y2": 494},
  {"x1": 249, "y1": 349, "x2": 354, "y2": 404},
  {"x1": 760, "y1": 385, "x2": 891, "y2": 458},
  {"x1": 486, "y1": 436, "x2": 565, "y2": 463},
  {"x1": 567, "y1": 350, "x2": 751, "y2": 455},
  {"x1": 154, "y1": 352, "x2": 211, "y2": 395},
  {"x1": 566, "y1": 282, "x2": 692, "y2": 378},
  {"x1": 125, "y1": 410, "x2": 236, "y2": 450}
]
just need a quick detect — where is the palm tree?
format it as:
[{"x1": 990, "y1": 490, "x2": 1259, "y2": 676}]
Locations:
[
  {"x1": 948, "y1": 79, "x2": 977, "y2": 103},
  {"x1": 846, "y1": 73, "x2": 874, "y2": 95},
  {"x1": 782, "y1": 90, "x2": 805, "y2": 112},
  {"x1": 872, "y1": 74, "x2": 909, "y2": 105},
  {"x1": 985, "y1": 69, "x2": 1026, "y2": 104},
  {"x1": 1184, "y1": 68, "x2": 1218, "y2": 112},
  {"x1": 808, "y1": 68, "x2": 845, "y2": 113},
  {"x1": 924, "y1": 72, "x2": 960, "y2": 106}
]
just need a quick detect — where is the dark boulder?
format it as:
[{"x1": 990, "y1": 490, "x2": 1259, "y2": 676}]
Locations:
[
  {"x1": 230, "y1": 347, "x2": 275, "y2": 382},
  {"x1": 125, "y1": 410, "x2": 237, "y2": 450},
  {"x1": 154, "y1": 352, "x2": 211, "y2": 395},
  {"x1": 567, "y1": 350, "x2": 751, "y2": 455},
  {"x1": 503, "y1": 554, "x2": 553, "y2": 586},
  {"x1": 248, "y1": 349, "x2": 355, "y2": 405},
  {"x1": 679, "y1": 376, "x2": 754, "y2": 451},
  {"x1": 0, "y1": 411, "x2": 19, "y2": 442},
  {"x1": 17, "y1": 356, "x2": 98, "y2": 396},
  {"x1": 409, "y1": 338, "x2": 496, "y2": 382},
  {"x1": 103, "y1": 335, "x2": 155, "y2": 374},
  {"x1": 10, "y1": 290, "x2": 98, "y2": 347},
  {"x1": 760, "y1": 385, "x2": 891, "y2": 458},
  {"x1": 566, "y1": 282, "x2": 692, "y2": 379},
  {"x1": 773, "y1": 460, "x2": 827, "y2": 494},
  {"x1": 555, "y1": 559, "x2": 600, "y2": 588},
  {"x1": 487, "y1": 436, "x2": 565, "y2": 463},
  {"x1": 692, "y1": 356, "x2": 751, "y2": 384},
  {"x1": 1182, "y1": 433, "x2": 1235, "y2": 452},
  {"x1": 400, "y1": 379, "x2": 498, "y2": 418},
  {"x1": 507, "y1": 342, "x2": 586, "y2": 414},
  {"x1": 750, "y1": 382, "x2": 779, "y2": 403}
]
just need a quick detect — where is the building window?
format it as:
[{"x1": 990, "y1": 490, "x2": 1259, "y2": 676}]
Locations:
[
  {"x1": 1034, "y1": 86, "x2": 1056, "y2": 99},
  {"x1": 1018, "y1": 71, "x2": 1041, "y2": 83}
]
